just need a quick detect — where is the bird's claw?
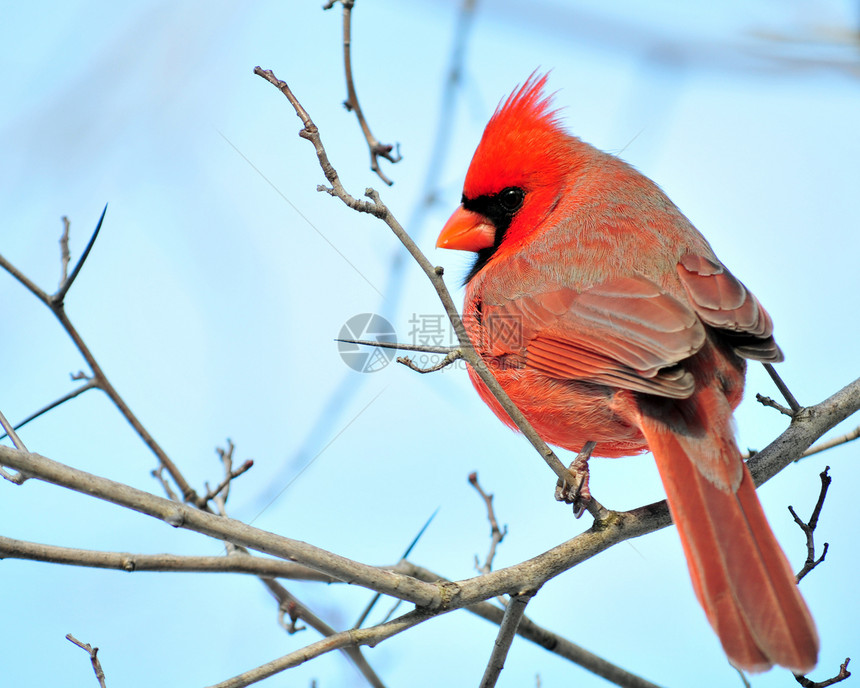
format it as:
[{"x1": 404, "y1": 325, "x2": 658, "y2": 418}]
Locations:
[
  {"x1": 555, "y1": 471, "x2": 590, "y2": 517},
  {"x1": 554, "y1": 440, "x2": 596, "y2": 518}
]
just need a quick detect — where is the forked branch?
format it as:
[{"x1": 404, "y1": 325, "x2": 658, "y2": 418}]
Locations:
[
  {"x1": 323, "y1": 0, "x2": 402, "y2": 184},
  {"x1": 66, "y1": 634, "x2": 107, "y2": 688},
  {"x1": 253, "y1": 66, "x2": 574, "y2": 494},
  {"x1": 790, "y1": 467, "x2": 833, "y2": 582}
]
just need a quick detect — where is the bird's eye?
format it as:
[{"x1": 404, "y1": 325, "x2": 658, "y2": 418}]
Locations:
[{"x1": 497, "y1": 187, "x2": 524, "y2": 213}]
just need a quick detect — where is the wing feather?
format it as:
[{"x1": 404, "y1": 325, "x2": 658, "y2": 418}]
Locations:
[
  {"x1": 677, "y1": 254, "x2": 783, "y2": 362},
  {"x1": 480, "y1": 275, "x2": 706, "y2": 398}
]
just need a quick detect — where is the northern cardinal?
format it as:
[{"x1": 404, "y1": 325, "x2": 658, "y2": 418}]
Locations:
[{"x1": 436, "y1": 74, "x2": 818, "y2": 673}]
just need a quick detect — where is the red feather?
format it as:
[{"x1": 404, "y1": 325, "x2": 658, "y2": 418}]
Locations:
[{"x1": 438, "y1": 75, "x2": 818, "y2": 673}]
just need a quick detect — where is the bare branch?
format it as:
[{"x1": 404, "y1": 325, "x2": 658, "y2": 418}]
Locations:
[
  {"x1": 402, "y1": 562, "x2": 664, "y2": 688},
  {"x1": 0, "y1": 380, "x2": 99, "y2": 441},
  {"x1": 201, "y1": 458, "x2": 254, "y2": 508},
  {"x1": 53, "y1": 297, "x2": 200, "y2": 503},
  {"x1": 798, "y1": 424, "x2": 860, "y2": 459},
  {"x1": 0, "y1": 208, "x2": 201, "y2": 504},
  {"x1": 5, "y1": 222, "x2": 369, "y2": 684},
  {"x1": 795, "y1": 657, "x2": 851, "y2": 687},
  {"x1": 790, "y1": 467, "x2": 833, "y2": 582},
  {"x1": 354, "y1": 509, "x2": 439, "y2": 629},
  {"x1": 261, "y1": 578, "x2": 386, "y2": 688},
  {"x1": 0, "y1": 465, "x2": 26, "y2": 485},
  {"x1": 336, "y1": 338, "x2": 457, "y2": 355},
  {"x1": 763, "y1": 362, "x2": 802, "y2": 414},
  {"x1": 59, "y1": 215, "x2": 71, "y2": 285},
  {"x1": 469, "y1": 472, "x2": 507, "y2": 574},
  {"x1": 0, "y1": 529, "x2": 663, "y2": 688},
  {"x1": 734, "y1": 666, "x2": 753, "y2": 688},
  {"x1": 211, "y1": 439, "x2": 236, "y2": 506},
  {"x1": 397, "y1": 350, "x2": 463, "y2": 373},
  {"x1": 0, "y1": 409, "x2": 27, "y2": 452},
  {"x1": 0, "y1": 535, "x2": 341, "y2": 580},
  {"x1": 4, "y1": 363, "x2": 852, "y2": 620},
  {"x1": 151, "y1": 464, "x2": 180, "y2": 502},
  {"x1": 5, "y1": 366, "x2": 851, "y2": 687},
  {"x1": 756, "y1": 393, "x2": 794, "y2": 417},
  {"x1": 0, "y1": 247, "x2": 52, "y2": 304},
  {"x1": 206, "y1": 608, "x2": 433, "y2": 688},
  {"x1": 5, "y1": 124, "x2": 859, "y2": 687},
  {"x1": 324, "y1": 0, "x2": 401, "y2": 185},
  {"x1": 0, "y1": 408, "x2": 29, "y2": 484},
  {"x1": 213, "y1": 454, "x2": 388, "y2": 688},
  {"x1": 54, "y1": 204, "x2": 107, "y2": 305},
  {"x1": 479, "y1": 592, "x2": 535, "y2": 688},
  {"x1": 253, "y1": 67, "x2": 573, "y2": 489},
  {"x1": 66, "y1": 634, "x2": 107, "y2": 688},
  {"x1": 747, "y1": 376, "x2": 860, "y2": 487},
  {"x1": 0, "y1": 444, "x2": 443, "y2": 606}
]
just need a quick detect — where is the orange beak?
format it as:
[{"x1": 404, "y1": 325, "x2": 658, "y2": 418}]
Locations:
[{"x1": 436, "y1": 205, "x2": 495, "y2": 252}]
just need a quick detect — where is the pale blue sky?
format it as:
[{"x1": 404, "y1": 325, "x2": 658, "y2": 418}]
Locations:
[{"x1": 1, "y1": 2, "x2": 858, "y2": 686}]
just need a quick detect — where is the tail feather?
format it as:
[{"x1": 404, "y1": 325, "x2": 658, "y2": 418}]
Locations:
[{"x1": 642, "y1": 419, "x2": 819, "y2": 673}]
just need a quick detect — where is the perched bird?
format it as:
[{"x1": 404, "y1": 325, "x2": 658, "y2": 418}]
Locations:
[{"x1": 436, "y1": 74, "x2": 818, "y2": 673}]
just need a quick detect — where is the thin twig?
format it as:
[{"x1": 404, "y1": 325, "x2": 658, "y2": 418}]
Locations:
[
  {"x1": 0, "y1": 208, "x2": 201, "y2": 504},
  {"x1": 3, "y1": 531, "x2": 661, "y2": 688},
  {"x1": 337, "y1": 338, "x2": 457, "y2": 355},
  {"x1": 324, "y1": 0, "x2": 401, "y2": 185},
  {"x1": 219, "y1": 474, "x2": 388, "y2": 688},
  {"x1": 261, "y1": 578, "x2": 386, "y2": 688},
  {"x1": 354, "y1": 508, "x2": 439, "y2": 629},
  {"x1": 756, "y1": 393, "x2": 794, "y2": 417},
  {"x1": 734, "y1": 666, "x2": 753, "y2": 688},
  {"x1": 4, "y1": 368, "x2": 854, "y2": 634},
  {"x1": 212, "y1": 439, "x2": 236, "y2": 505},
  {"x1": 469, "y1": 472, "x2": 507, "y2": 574},
  {"x1": 0, "y1": 535, "x2": 342, "y2": 580},
  {"x1": 207, "y1": 608, "x2": 433, "y2": 688},
  {"x1": 201, "y1": 459, "x2": 254, "y2": 508},
  {"x1": 6, "y1": 211, "x2": 389, "y2": 686},
  {"x1": 763, "y1": 363, "x2": 802, "y2": 413},
  {"x1": 797, "y1": 424, "x2": 860, "y2": 459},
  {"x1": 743, "y1": 422, "x2": 860, "y2": 462},
  {"x1": 59, "y1": 216, "x2": 71, "y2": 285},
  {"x1": 795, "y1": 658, "x2": 851, "y2": 687},
  {"x1": 0, "y1": 247, "x2": 51, "y2": 303},
  {"x1": 790, "y1": 467, "x2": 832, "y2": 582},
  {"x1": 54, "y1": 204, "x2": 107, "y2": 305},
  {"x1": 479, "y1": 592, "x2": 535, "y2": 688},
  {"x1": 6, "y1": 371, "x2": 854, "y2": 688},
  {"x1": 0, "y1": 408, "x2": 28, "y2": 452},
  {"x1": 400, "y1": 562, "x2": 663, "y2": 688},
  {"x1": 253, "y1": 66, "x2": 572, "y2": 490},
  {"x1": 0, "y1": 380, "x2": 99, "y2": 441},
  {"x1": 66, "y1": 634, "x2": 107, "y2": 688},
  {"x1": 397, "y1": 350, "x2": 463, "y2": 373},
  {"x1": 0, "y1": 444, "x2": 443, "y2": 606},
  {"x1": 0, "y1": 408, "x2": 29, "y2": 484},
  {"x1": 8, "y1": 421, "x2": 851, "y2": 688},
  {"x1": 746, "y1": 376, "x2": 860, "y2": 487},
  {"x1": 151, "y1": 464, "x2": 180, "y2": 502}
]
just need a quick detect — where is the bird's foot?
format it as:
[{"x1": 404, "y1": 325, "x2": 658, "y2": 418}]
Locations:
[{"x1": 555, "y1": 441, "x2": 596, "y2": 518}]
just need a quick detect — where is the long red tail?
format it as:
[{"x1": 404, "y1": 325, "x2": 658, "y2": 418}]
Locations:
[{"x1": 641, "y1": 402, "x2": 819, "y2": 673}]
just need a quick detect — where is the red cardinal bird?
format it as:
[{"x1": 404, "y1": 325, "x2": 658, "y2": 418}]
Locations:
[{"x1": 436, "y1": 74, "x2": 818, "y2": 673}]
